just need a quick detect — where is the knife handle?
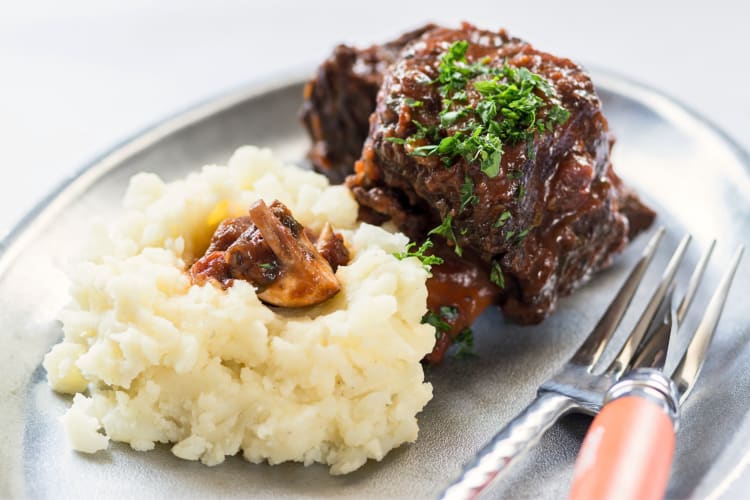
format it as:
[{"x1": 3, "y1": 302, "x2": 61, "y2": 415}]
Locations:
[{"x1": 569, "y1": 390, "x2": 676, "y2": 500}]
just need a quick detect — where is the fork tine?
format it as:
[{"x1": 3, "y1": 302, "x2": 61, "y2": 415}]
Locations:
[
  {"x1": 628, "y1": 283, "x2": 676, "y2": 371},
  {"x1": 676, "y1": 239, "x2": 716, "y2": 325},
  {"x1": 629, "y1": 241, "x2": 716, "y2": 370},
  {"x1": 671, "y1": 245, "x2": 744, "y2": 403},
  {"x1": 571, "y1": 227, "x2": 665, "y2": 369},
  {"x1": 605, "y1": 234, "x2": 691, "y2": 378}
]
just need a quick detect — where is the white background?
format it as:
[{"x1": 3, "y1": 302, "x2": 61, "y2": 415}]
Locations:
[{"x1": 1, "y1": 0, "x2": 748, "y2": 238}]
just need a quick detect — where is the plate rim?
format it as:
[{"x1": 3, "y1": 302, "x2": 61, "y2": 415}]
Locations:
[{"x1": 4, "y1": 66, "x2": 750, "y2": 498}]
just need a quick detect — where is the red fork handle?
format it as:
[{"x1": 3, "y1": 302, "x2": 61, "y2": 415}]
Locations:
[{"x1": 569, "y1": 395, "x2": 675, "y2": 500}]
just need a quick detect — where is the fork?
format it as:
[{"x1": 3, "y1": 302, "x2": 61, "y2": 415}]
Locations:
[{"x1": 439, "y1": 229, "x2": 744, "y2": 500}]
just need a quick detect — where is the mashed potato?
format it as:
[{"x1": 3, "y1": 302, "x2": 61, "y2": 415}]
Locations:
[{"x1": 43, "y1": 146, "x2": 435, "y2": 474}]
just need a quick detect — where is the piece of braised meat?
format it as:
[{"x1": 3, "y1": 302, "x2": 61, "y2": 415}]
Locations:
[
  {"x1": 348, "y1": 23, "x2": 655, "y2": 324},
  {"x1": 300, "y1": 24, "x2": 435, "y2": 183},
  {"x1": 190, "y1": 200, "x2": 349, "y2": 308}
]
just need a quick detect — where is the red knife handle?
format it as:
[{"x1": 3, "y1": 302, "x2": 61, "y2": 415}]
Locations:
[{"x1": 569, "y1": 394, "x2": 675, "y2": 500}]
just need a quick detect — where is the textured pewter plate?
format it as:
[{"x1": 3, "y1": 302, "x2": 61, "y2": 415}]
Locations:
[{"x1": 2, "y1": 70, "x2": 750, "y2": 499}]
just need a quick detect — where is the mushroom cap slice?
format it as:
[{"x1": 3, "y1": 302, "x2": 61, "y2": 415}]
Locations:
[{"x1": 250, "y1": 200, "x2": 341, "y2": 307}]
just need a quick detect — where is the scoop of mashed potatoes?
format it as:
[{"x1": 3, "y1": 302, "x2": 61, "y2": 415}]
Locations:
[{"x1": 43, "y1": 146, "x2": 435, "y2": 474}]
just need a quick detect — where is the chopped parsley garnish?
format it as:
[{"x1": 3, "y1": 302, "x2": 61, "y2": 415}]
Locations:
[
  {"x1": 428, "y1": 215, "x2": 462, "y2": 256},
  {"x1": 423, "y1": 305, "x2": 476, "y2": 358},
  {"x1": 516, "y1": 227, "x2": 531, "y2": 242},
  {"x1": 422, "y1": 305, "x2": 458, "y2": 337},
  {"x1": 490, "y1": 260, "x2": 505, "y2": 288},
  {"x1": 422, "y1": 126, "x2": 503, "y2": 177},
  {"x1": 460, "y1": 176, "x2": 479, "y2": 212},
  {"x1": 259, "y1": 263, "x2": 275, "y2": 271},
  {"x1": 410, "y1": 144, "x2": 438, "y2": 157},
  {"x1": 387, "y1": 120, "x2": 439, "y2": 148},
  {"x1": 434, "y1": 40, "x2": 476, "y2": 95},
  {"x1": 502, "y1": 226, "x2": 532, "y2": 245},
  {"x1": 404, "y1": 97, "x2": 424, "y2": 108},
  {"x1": 394, "y1": 238, "x2": 444, "y2": 272},
  {"x1": 397, "y1": 39, "x2": 569, "y2": 191},
  {"x1": 546, "y1": 103, "x2": 571, "y2": 130},
  {"x1": 412, "y1": 119, "x2": 439, "y2": 141},
  {"x1": 452, "y1": 90, "x2": 468, "y2": 102},
  {"x1": 472, "y1": 65, "x2": 569, "y2": 143},
  {"x1": 392, "y1": 41, "x2": 570, "y2": 256},
  {"x1": 438, "y1": 305, "x2": 459, "y2": 323},
  {"x1": 454, "y1": 327, "x2": 475, "y2": 358},
  {"x1": 495, "y1": 210, "x2": 511, "y2": 227},
  {"x1": 386, "y1": 137, "x2": 407, "y2": 145},
  {"x1": 422, "y1": 310, "x2": 451, "y2": 337},
  {"x1": 440, "y1": 107, "x2": 471, "y2": 128}
]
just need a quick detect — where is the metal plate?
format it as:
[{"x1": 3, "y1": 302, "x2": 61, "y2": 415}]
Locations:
[{"x1": 2, "y1": 70, "x2": 749, "y2": 499}]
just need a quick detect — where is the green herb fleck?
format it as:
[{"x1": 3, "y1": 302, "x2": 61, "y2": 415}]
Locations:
[
  {"x1": 440, "y1": 108, "x2": 470, "y2": 128},
  {"x1": 526, "y1": 139, "x2": 536, "y2": 160},
  {"x1": 459, "y1": 176, "x2": 479, "y2": 212},
  {"x1": 411, "y1": 119, "x2": 439, "y2": 143},
  {"x1": 546, "y1": 104, "x2": 571, "y2": 129},
  {"x1": 404, "y1": 97, "x2": 424, "y2": 108},
  {"x1": 434, "y1": 40, "x2": 472, "y2": 95},
  {"x1": 490, "y1": 260, "x2": 505, "y2": 288},
  {"x1": 423, "y1": 305, "x2": 476, "y2": 358},
  {"x1": 412, "y1": 126, "x2": 502, "y2": 177},
  {"x1": 386, "y1": 137, "x2": 407, "y2": 145},
  {"x1": 516, "y1": 227, "x2": 531, "y2": 242},
  {"x1": 495, "y1": 210, "x2": 511, "y2": 227},
  {"x1": 394, "y1": 238, "x2": 444, "y2": 272},
  {"x1": 410, "y1": 144, "x2": 439, "y2": 157},
  {"x1": 454, "y1": 327, "x2": 475, "y2": 358},
  {"x1": 428, "y1": 215, "x2": 462, "y2": 256},
  {"x1": 412, "y1": 119, "x2": 429, "y2": 133},
  {"x1": 259, "y1": 262, "x2": 275, "y2": 271},
  {"x1": 422, "y1": 305, "x2": 459, "y2": 338},
  {"x1": 422, "y1": 310, "x2": 451, "y2": 337},
  {"x1": 452, "y1": 90, "x2": 468, "y2": 102},
  {"x1": 438, "y1": 305, "x2": 459, "y2": 323}
]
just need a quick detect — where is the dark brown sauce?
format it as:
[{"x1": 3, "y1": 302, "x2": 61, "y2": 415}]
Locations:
[{"x1": 424, "y1": 246, "x2": 500, "y2": 363}]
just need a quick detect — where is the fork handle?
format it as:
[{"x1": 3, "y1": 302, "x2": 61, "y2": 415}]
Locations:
[
  {"x1": 569, "y1": 370, "x2": 679, "y2": 500},
  {"x1": 440, "y1": 392, "x2": 578, "y2": 500}
]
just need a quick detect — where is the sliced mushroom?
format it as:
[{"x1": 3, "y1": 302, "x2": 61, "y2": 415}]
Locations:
[
  {"x1": 224, "y1": 223, "x2": 279, "y2": 287},
  {"x1": 189, "y1": 199, "x2": 346, "y2": 308},
  {"x1": 314, "y1": 222, "x2": 350, "y2": 272},
  {"x1": 249, "y1": 200, "x2": 341, "y2": 307}
]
